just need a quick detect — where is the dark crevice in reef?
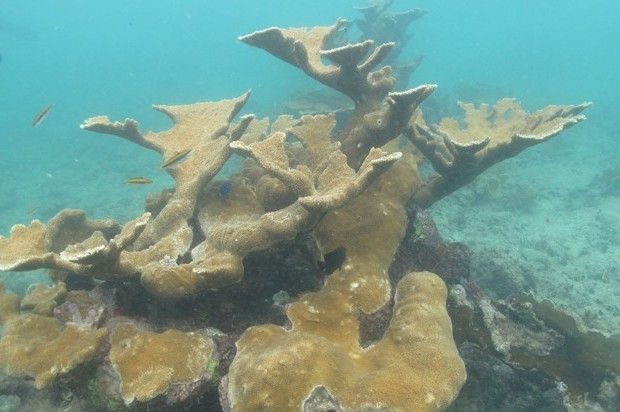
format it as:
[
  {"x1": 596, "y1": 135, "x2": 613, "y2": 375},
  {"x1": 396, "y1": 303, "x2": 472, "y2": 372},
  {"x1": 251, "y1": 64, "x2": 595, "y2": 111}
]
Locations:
[
  {"x1": 119, "y1": 236, "x2": 324, "y2": 337},
  {"x1": 358, "y1": 297, "x2": 394, "y2": 349},
  {"x1": 390, "y1": 206, "x2": 471, "y2": 285}
]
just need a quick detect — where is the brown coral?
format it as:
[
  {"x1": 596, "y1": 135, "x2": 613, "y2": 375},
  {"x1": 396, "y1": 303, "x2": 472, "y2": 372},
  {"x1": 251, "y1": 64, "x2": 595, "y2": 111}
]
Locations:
[
  {"x1": 406, "y1": 99, "x2": 591, "y2": 207},
  {"x1": 109, "y1": 323, "x2": 217, "y2": 405},
  {"x1": 1, "y1": 94, "x2": 401, "y2": 302},
  {"x1": 0, "y1": 282, "x2": 19, "y2": 324},
  {"x1": 0, "y1": 211, "x2": 148, "y2": 275},
  {"x1": 0, "y1": 314, "x2": 106, "y2": 389},
  {"x1": 20, "y1": 281, "x2": 67, "y2": 316},
  {"x1": 222, "y1": 155, "x2": 467, "y2": 410},
  {"x1": 225, "y1": 271, "x2": 465, "y2": 411},
  {"x1": 142, "y1": 128, "x2": 400, "y2": 297},
  {"x1": 240, "y1": 20, "x2": 436, "y2": 167}
]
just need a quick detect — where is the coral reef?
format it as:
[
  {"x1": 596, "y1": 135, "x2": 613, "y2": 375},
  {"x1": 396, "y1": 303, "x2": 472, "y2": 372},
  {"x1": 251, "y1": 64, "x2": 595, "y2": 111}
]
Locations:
[
  {"x1": 223, "y1": 272, "x2": 465, "y2": 411},
  {"x1": 354, "y1": 0, "x2": 427, "y2": 88},
  {"x1": 447, "y1": 283, "x2": 620, "y2": 404},
  {"x1": 406, "y1": 98, "x2": 591, "y2": 207},
  {"x1": 108, "y1": 324, "x2": 217, "y2": 405},
  {"x1": 0, "y1": 4, "x2": 604, "y2": 412},
  {"x1": 0, "y1": 313, "x2": 106, "y2": 389}
]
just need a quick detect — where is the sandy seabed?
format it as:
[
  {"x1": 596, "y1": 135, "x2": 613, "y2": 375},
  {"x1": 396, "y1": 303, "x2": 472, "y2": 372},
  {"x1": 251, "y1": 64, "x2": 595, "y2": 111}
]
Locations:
[{"x1": 431, "y1": 121, "x2": 620, "y2": 335}]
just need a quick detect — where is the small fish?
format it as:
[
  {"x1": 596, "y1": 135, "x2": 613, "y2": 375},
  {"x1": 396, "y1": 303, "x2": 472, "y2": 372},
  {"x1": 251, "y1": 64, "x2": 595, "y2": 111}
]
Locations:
[
  {"x1": 218, "y1": 180, "x2": 233, "y2": 199},
  {"x1": 32, "y1": 104, "x2": 53, "y2": 127},
  {"x1": 162, "y1": 149, "x2": 191, "y2": 168},
  {"x1": 319, "y1": 246, "x2": 347, "y2": 275},
  {"x1": 300, "y1": 233, "x2": 325, "y2": 270},
  {"x1": 26, "y1": 206, "x2": 39, "y2": 215},
  {"x1": 126, "y1": 177, "x2": 152, "y2": 185}
]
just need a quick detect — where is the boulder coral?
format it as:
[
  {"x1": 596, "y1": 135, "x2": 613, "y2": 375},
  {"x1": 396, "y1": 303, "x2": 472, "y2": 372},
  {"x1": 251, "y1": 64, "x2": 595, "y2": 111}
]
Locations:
[
  {"x1": 0, "y1": 313, "x2": 107, "y2": 389},
  {"x1": 108, "y1": 323, "x2": 218, "y2": 405},
  {"x1": 0, "y1": 3, "x2": 593, "y2": 411},
  {"x1": 224, "y1": 272, "x2": 466, "y2": 411}
]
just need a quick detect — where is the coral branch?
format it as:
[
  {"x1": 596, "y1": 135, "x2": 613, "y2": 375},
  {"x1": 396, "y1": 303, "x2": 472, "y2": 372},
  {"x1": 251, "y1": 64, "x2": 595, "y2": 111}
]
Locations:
[
  {"x1": 355, "y1": 1, "x2": 428, "y2": 89},
  {"x1": 240, "y1": 20, "x2": 396, "y2": 104},
  {"x1": 230, "y1": 132, "x2": 315, "y2": 197},
  {"x1": 407, "y1": 99, "x2": 591, "y2": 207},
  {"x1": 80, "y1": 116, "x2": 158, "y2": 152},
  {"x1": 298, "y1": 148, "x2": 402, "y2": 212},
  {"x1": 0, "y1": 314, "x2": 106, "y2": 389},
  {"x1": 109, "y1": 323, "x2": 216, "y2": 406},
  {"x1": 0, "y1": 211, "x2": 150, "y2": 277},
  {"x1": 339, "y1": 84, "x2": 436, "y2": 166},
  {"x1": 141, "y1": 126, "x2": 401, "y2": 298}
]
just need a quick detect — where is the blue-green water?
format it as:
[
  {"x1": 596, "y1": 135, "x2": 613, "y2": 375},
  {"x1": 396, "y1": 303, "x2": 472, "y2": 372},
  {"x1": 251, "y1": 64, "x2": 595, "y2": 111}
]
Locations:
[
  {"x1": 0, "y1": 0, "x2": 619, "y2": 408},
  {"x1": 3, "y1": 0, "x2": 618, "y2": 302},
  {"x1": 1, "y1": 0, "x2": 617, "y2": 225}
]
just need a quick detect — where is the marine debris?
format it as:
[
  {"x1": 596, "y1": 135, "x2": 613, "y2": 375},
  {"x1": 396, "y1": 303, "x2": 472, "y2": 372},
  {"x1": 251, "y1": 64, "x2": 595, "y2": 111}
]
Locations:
[{"x1": 0, "y1": 3, "x2": 609, "y2": 411}]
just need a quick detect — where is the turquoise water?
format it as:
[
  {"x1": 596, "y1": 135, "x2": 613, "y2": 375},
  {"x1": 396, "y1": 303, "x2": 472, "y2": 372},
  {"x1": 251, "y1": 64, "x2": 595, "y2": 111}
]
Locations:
[
  {"x1": 0, "y1": 0, "x2": 619, "y2": 408},
  {"x1": 2, "y1": 0, "x2": 618, "y2": 304},
  {"x1": 1, "y1": 2, "x2": 618, "y2": 317},
  {"x1": 1, "y1": 1, "x2": 617, "y2": 226}
]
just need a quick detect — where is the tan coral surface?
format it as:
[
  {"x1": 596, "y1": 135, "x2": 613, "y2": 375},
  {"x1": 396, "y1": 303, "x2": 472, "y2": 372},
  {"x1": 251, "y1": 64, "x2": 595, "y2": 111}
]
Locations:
[
  {"x1": 20, "y1": 281, "x2": 67, "y2": 316},
  {"x1": 109, "y1": 324, "x2": 217, "y2": 405},
  {"x1": 227, "y1": 272, "x2": 465, "y2": 411},
  {"x1": 226, "y1": 156, "x2": 465, "y2": 411},
  {"x1": 0, "y1": 282, "x2": 19, "y2": 324},
  {"x1": 407, "y1": 99, "x2": 591, "y2": 207},
  {"x1": 0, "y1": 314, "x2": 107, "y2": 389}
]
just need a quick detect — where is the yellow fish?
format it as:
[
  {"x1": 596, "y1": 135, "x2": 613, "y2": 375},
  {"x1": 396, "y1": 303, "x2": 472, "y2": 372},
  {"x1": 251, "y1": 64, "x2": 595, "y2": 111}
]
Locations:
[
  {"x1": 32, "y1": 104, "x2": 53, "y2": 127},
  {"x1": 162, "y1": 149, "x2": 191, "y2": 168},
  {"x1": 126, "y1": 177, "x2": 152, "y2": 185}
]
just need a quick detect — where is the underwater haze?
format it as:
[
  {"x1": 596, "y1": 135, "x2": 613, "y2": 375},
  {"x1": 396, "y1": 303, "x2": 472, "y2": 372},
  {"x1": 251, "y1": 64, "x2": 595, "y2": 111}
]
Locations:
[{"x1": 0, "y1": 0, "x2": 619, "y2": 411}]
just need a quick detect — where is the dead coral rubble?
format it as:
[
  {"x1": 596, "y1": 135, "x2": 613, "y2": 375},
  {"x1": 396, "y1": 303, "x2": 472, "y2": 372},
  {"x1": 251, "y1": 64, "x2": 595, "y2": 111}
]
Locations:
[
  {"x1": 447, "y1": 282, "x2": 620, "y2": 410},
  {"x1": 0, "y1": 5, "x2": 596, "y2": 412}
]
